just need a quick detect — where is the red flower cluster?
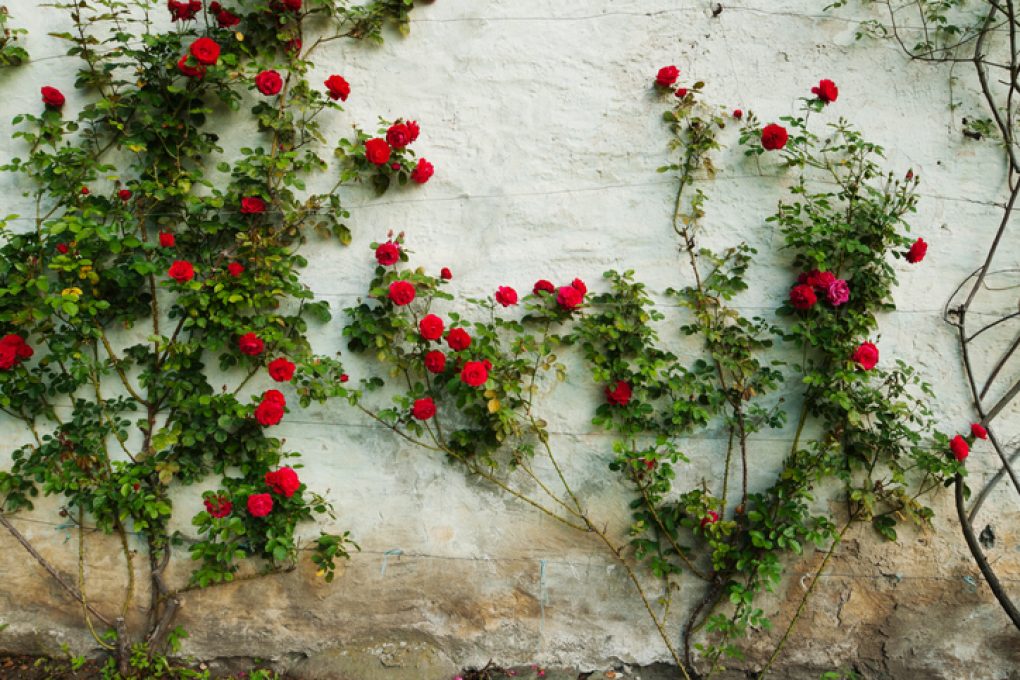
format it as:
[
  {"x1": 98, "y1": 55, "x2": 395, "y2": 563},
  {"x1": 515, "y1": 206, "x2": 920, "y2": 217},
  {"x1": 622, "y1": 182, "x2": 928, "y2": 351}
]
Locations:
[
  {"x1": 761, "y1": 123, "x2": 789, "y2": 151},
  {"x1": 266, "y1": 466, "x2": 301, "y2": 498},
  {"x1": 268, "y1": 357, "x2": 296, "y2": 382},
  {"x1": 208, "y1": 2, "x2": 240, "y2": 27},
  {"x1": 204, "y1": 494, "x2": 233, "y2": 518},
  {"x1": 256, "y1": 70, "x2": 283, "y2": 96},
  {"x1": 605, "y1": 380, "x2": 632, "y2": 406},
  {"x1": 168, "y1": 0, "x2": 202, "y2": 21},
  {"x1": 375, "y1": 241, "x2": 401, "y2": 266},
  {"x1": 41, "y1": 86, "x2": 65, "y2": 109},
  {"x1": 811, "y1": 79, "x2": 839, "y2": 104},
  {"x1": 168, "y1": 260, "x2": 195, "y2": 283},
  {"x1": 555, "y1": 278, "x2": 587, "y2": 310},
  {"x1": 0, "y1": 334, "x2": 33, "y2": 371},
  {"x1": 325, "y1": 75, "x2": 350, "y2": 101},
  {"x1": 238, "y1": 332, "x2": 264, "y2": 356},
  {"x1": 790, "y1": 270, "x2": 849, "y2": 309},
  {"x1": 255, "y1": 389, "x2": 285, "y2": 426},
  {"x1": 365, "y1": 120, "x2": 433, "y2": 183}
]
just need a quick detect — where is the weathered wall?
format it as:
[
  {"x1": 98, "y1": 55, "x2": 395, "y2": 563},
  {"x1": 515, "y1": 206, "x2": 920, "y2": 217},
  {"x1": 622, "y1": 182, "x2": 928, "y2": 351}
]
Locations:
[{"x1": 1, "y1": 1, "x2": 1018, "y2": 678}]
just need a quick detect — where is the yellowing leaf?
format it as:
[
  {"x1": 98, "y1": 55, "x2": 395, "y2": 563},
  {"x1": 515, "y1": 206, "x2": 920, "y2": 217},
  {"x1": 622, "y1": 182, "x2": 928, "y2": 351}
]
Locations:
[{"x1": 487, "y1": 398, "x2": 500, "y2": 414}]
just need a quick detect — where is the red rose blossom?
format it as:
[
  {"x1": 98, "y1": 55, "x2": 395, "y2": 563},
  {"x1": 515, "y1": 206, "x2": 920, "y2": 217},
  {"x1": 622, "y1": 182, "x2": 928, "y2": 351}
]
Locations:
[
  {"x1": 971, "y1": 423, "x2": 988, "y2": 440},
  {"x1": 118, "y1": 189, "x2": 132, "y2": 201},
  {"x1": 605, "y1": 380, "x2": 633, "y2": 406},
  {"x1": 227, "y1": 262, "x2": 245, "y2": 277},
  {"x1": 733, "y1": 109, "x2": 743, "y2": 119},
  {"x1": 906, "y1": 238, "x2": 927, "y2": 264},
  {"x1": 761, "y1": 123, "x2": 789, "y2": 151},
  {"x1": 238, "y1": 332, "x2": 264, "y2": 356},
  {"x1": 424, "y1": 350, "x2": 446, "y2": 373},
  {"x1": 802, "y1": 270, "x2": 836, "y2": 290},
  {"x1": 950, "y1": 434, "x2": 969, "y2": 462},
  {"x1": 282, "y1": 0, "x2": 301, "y2": 10},
  {"x1": 375, "y1": 241, "x2": 400, "y2": 266},
  {"x1": 495, "y1": 286, "x2": 518, "y2": 307},
  {"x1": 556, "y1": 285, "x2": 583, "y2": 310},
  {"x1": 0, "y1": 335, "x2": 32, "y2": 371},
  {"x1": 177, "y1": 55, "x2": 205, "y2": 79},
  {"x1": 419, "y1": 314, "x2": 444, "y2": 341},
  {"x1": 215, "y1": 7, "x2": 240, "y2": 27},
  {"x1": 700, "y1": 510, "x2": 720, "y2": 528},
  {"x1": 339, "y1": 373, "x2": 349, "y2": 383},
  {"x1": 411, "y1": 397, "x2": 436, "y2": 421},
  {"x1": 852, "y1": 341, "x2": 879, "y2": 371},
  {"x1": 411, "y1": 158, "x2": 434, "y2": 184},
  {"x1": 675, "y1": 87, "x2": 688, "y2": 98},
  {"x1": 262, "y1": 389, "x2": 286, "y2": 405},
  {"x1": 204, "y1": 495, "x2": 232, "y2": 518},
  {"x1": 254, "y1": 397, "x2": 284, "y2": 427},
  {"x1": 158, "y1": 232, "x2": 175, "y2": 248},
  {"x1": 189, "y1": 37, "x2": 221, "y2": 66},
  {"x1": 265, "y1": 467, "x2": 300, "y2": 498},
  {"x1": 56, "y1": 243, "x2": 69, "y2": 254},
  {"x1": 571, "y1": 278, "x2": 587, "y2": 296},
  {"x1": 247, "y1": 493, "x2": 273, "y2": 517},
  {"x1": 388, "y1": 280, "x2": 416, "y2": 306},
  {"x1": 241, "y1": 196, "x2": 266, "y2": 214},
  {"x1": 365, "y1": 138, "x2": 391, "y2": 165},
  {"x1": 789, "y1": 284, "x2": 817, "y2": 311},
  {"x1": 460, "y1": 360, "x2": 489, "y2": 387},
  {"x1": 406, "y1": 120, "x2": 421, "y2": 142},
  {"x1": 255, "y1": 70, "x2": 283, "y2": 96},
  {"x1": 168, "y1": 0, "x2": 202, "y2": 20},
  {"x1": 41, "y1": 86, "x2": 65, "y2": 109},
  {"x1": 533, "y1": 279, "x2": 555, "y2": 295},
  {"x1": 80, "y1": 186, "x2": 90, "y2": 196},
  {"x1": 811, "y1": 78, "x2": 839, "y2": 104},
  {"x1": 168, "y1": 260, "x2": 195, "y2": 283},
  {"x1": 268, "y1": 357, "x2": 296, "y2": 382},
  {"x1": 655, "y1": 65, "x2": 680, "y2": 87},
  {"x1": 324, "y1": 75, "x2": 350, "y2": 101},
  {"x1": 445, "y1": 327, "x2": 471, "y2": 351},
  {"x1": 440, "y1": 267, "x2": 453, "y2": 280},
  {"x1": 386, "y1": 123, "x2": 411, "y2": 149}
]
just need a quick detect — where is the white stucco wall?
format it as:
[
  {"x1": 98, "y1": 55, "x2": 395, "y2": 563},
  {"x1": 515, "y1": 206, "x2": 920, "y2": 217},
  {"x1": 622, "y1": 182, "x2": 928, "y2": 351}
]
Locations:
[{"x1": 1, "y1": 1, "x2": 1018, "y2": 678}]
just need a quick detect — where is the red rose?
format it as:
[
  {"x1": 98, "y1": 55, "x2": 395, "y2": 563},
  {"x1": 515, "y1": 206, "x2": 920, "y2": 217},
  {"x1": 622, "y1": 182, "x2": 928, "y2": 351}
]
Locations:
[
  {"x1": 950, "y1": 434, "x2": 969, "y2": 462},
  {"x1": 906, "y1": 237, "x2": 927, "y2": 264},
  {"x1": 286, "y1": 38, "x2": 303, "y2": 55},
  {"x1": 571, "y1": 278, "x2": 587, "y2": 296},
  {"x1": 386, "y1": 123, "x2": 411, "y2": 149},
  {"x1": 406, "y1": 120, "x2": 421, "y2": 142},
  {"x1": 811, "y1": 79, "x2": 839, "y2": 104},
  {"x1": 411, "y1": 158, "x2": 434, "y2": 184},
  {"x1": 388, "y1": 280, "x2": 416, "y2": 306},
  {"x1": 262, "y1": 389, "x2": 286, "y2": 405},
  {"x1": 215, "y1": 8, "x2": 240, "y2": 27},
  {"x1": 0, "y1": 344, "x2": 16, "y2": 371},
  {"x1": 204, "y1": 494, "x2": 233, "y2": 518},
  {"x1": 375, "y1": 241, "x2": 401, "y2": 266},
  {"x1": 605, "y1": 380, "x2": 632, "y2": 406},
  {"x1": 390, "y1": 163, "x2": 402, "y2": 171},
  {"x1": 177, "y1": 54, "x2": 205, "y2": 79},
  {"x1": 80, "y1": 186, "x2": 90, "y2": 196},
  {"x1": 971, "y1": 423, "x2": 988, "y2": 440},
  {"x1": 339, "y1": 373, "x2": 349, "y2": 383},
  {"x1": 460, "y1": 360, "x2": 488, "y2": 387},
  {"x1": 533, "y1": 279, "x2": 555, "y2": 295},
  {"x1": 411, "y1": 397, "x2": 436, "y2": 421},
  {"x1": 41, "y1": 86, "x2": 65, "y2": 109},
  {"x1": 254, "y1": 397, "x2": 284, "y2": 426},
  {"x1": 482, "y1": 359, "x2": 492, "y2": 371},
  {"x1": 265, "y1": 466, "x2": 301, "y2": 498},
  {"x1": 158, "y1": 232, "x2": 175, "y2": 248},
  {"x1": 268, "y1": 357, "x2": 296, "y2": 382},
  {"x1": 168, "y1": 260, "x2": 195, "y2": 283},
  {"x1": 282, "y1": 0, "x2": 301, "y2": 10},
  {"x1": 445, "y1": 327, "x2": 471, "y2": 351},
  {"x1": 118, "y1": 189, "x2": 132, "y2": 201},
  {"x1": 227, "y1": 262, "x2": 245, "y2": 277},
  {"x1": 255, "y1": 70, "x2": 283, "y2": 96},
  {"x1": 246, "y1": 493, "x2": 273, "y2": 517},
  {"x1": 440, "y1": 267, "x2": 453, "y2": 280},
  {"x1": 424, "y1": 350, "x2": 446, "y2": 373},
  {"x1": 801, "y1": 270, "x2": 836, "y2": 289},
  {"x1": 655, "y1": 65, "x2": 679, "y2": 87},
  {"x1": 241, "y1": 196, "x2": 266, "y2": 214},
  {"x1": 0, "y1": 335, "x2": 32, "y2": 370},
  {"x1": 189, "y1": 37, "x2": 221, "y2": 66},
  {"x1": 789, "y1": 284, "x2": 817, "y2": 311},
  {"x1": 761, "y1": 123, "x2": 789, "y2": 151},
  {"x1": 700, "y1": 510, "x2": 719, "y2": 528},
  {"x1": 238, "y1": 332, "x2": 264, "y2": 356},
  {"x1": 494, "y1": 286, "x2": 518, "y2": 307},
  {"x1": 168, "y1": 0, "x2": 202, "y2": 20},
  {"x1": 419, "y1": 314, "x2": 444, "y2": 341},
  {"x1": 733, "y1": 109, "x2": 743, "y2": 119},
  {"x1": 324, "y1": 75, "x2": 350, "y2": 101},
  {"x1": 852, "y1": 341, "x2": 879, "y2": 371},
  {"x1": 675, "y1": 87, "x2": 688, "y2": 98},
  {"x1": 365, "y1": 138, "x2": 391, "y2": 166},
  {"x1": 56, "y1": 243, "x2": 69, "y2": 254},
  {"x1": 556, "y1": 286, "x2": 583, "y2": 309}
]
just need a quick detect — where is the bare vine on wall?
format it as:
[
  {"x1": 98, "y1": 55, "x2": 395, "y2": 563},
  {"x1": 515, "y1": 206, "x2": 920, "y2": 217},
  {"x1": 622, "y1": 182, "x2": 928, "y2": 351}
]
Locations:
[{"x1": 831, "y1": 0, "x2": 1020, "y2": 629}]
